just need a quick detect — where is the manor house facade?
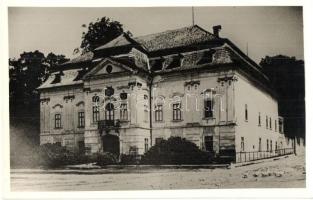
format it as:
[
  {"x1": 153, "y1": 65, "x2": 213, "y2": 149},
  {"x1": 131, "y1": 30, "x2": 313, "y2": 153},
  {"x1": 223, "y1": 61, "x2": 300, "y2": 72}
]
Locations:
[{"x1": 38, "y1": 25, "x2": 289, "y2": 161}]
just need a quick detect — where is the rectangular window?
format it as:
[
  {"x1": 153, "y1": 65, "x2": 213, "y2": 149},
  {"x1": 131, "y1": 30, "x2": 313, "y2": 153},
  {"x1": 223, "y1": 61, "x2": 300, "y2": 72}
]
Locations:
[
  {"x1": 55, "y1": 114, "x2": 62, "y2": 128},
  {"x1": 266, "y1": 139, "x2": 269, "y2": 152},
  {"x1": 245, "y1": 104, "x2": 248, "y2": 121},
  {"x1": 269, "y1": 117, "x2": 272, "y2": 130},
  {"x1": 144, "y1": 105, "x2": 149, "y2": 123},
  {"x1": 270, "y1": 140, "x2": 273, "y2": 152},
  {"x1": 204, "y1": 136, "x2": 213, "y2": 152},
  {"x1": 258, "y1": 112, "x2": 261, "y2": 126},
  {"x1": 144, "y1": 138, "x2": 149, "y2": 153},
  {"x1": 279, "y1": 118, "x2": 283, "y2": 133},
  {"x1": 120, "y1": 103, "x2": 128, "y2": 120},
  {"x1": 204, "y1": 99, "x2": 213, "y2": 118},
  {"x1": 155, "y1": 137, "x2": 163, "y2": 145},
  {"x1": 240, "y1": 137, "x2": 245, "y2": 152},
  {"x1": 275, "y1": 120, "x2": 277, "y2": 132},
  {"x1": 258, "y1": 138, "x2": 262, "y2": 151},
  {"x1": 275, "y1": 141, "x2": 278, "y2": 151},
  {"x1": 266, "y1": 116, "x2": 268, "y2": 129},
  {"x1": 155, "y1": 104, "x2": 163, "y2": 122},
  {"x1": 78, "y1": 112, "x2": 85, "y2": 128},
  {"x1": 173, "y1": 103, "x2": 182, "y2": 120},
  {"x1": 78, "y1": 141, "x2": 85, "y2": 154},
  {"x1": 92, "y1": 106, "x2": 100, "y2": 122}
]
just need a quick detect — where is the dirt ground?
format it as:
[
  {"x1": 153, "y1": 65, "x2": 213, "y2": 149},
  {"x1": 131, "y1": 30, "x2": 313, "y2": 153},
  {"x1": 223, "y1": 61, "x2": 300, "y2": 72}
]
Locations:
[{"x1": 10, "y1": 154, "x2": 305, "y2": 191}]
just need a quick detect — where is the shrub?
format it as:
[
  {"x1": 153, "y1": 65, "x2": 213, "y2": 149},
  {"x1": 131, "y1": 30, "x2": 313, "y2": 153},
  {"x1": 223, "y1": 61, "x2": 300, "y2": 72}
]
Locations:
[
  {"x1": 37, "y1": 143, "x2": 71, "y2": 168},
  {"x1": 120, "y1": 154, "x2": 140, "y2": 165},
  {"x1": 140, "y1": 137, "x2": 213, "y2": 165},
  {"x1": 96, "y1": 152, "x2": 118, "y2": 166}
]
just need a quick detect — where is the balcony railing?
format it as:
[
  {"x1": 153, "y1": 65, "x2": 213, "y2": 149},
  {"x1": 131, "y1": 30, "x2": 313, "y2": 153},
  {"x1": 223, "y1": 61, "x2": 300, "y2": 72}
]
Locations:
[{"x1": 98, "y1": 120, "x2": 121, "y2": 136}]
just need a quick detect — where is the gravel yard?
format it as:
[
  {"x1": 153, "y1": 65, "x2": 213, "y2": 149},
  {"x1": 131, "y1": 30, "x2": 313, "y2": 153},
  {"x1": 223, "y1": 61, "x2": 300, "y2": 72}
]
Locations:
[{"x1": 10, "y1": 154, "x2": 305, "y2": 191}]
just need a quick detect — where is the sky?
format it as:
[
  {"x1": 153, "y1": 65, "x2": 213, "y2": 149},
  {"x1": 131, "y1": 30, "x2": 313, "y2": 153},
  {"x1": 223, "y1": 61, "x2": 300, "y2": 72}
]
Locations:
[{"x1": 8, "y1": 7, "x2": 303, "y2": 63}]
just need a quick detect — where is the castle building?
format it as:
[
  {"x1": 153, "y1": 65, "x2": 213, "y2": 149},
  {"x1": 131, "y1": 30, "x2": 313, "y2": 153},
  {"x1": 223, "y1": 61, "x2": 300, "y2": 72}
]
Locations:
[{"x1": 38, "y1": 25, "x2": 289, "y2": 161}]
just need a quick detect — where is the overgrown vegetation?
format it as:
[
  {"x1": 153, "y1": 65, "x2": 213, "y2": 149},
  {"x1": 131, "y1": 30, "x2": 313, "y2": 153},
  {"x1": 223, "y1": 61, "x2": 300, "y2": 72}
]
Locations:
[
  {"x1": 11, "y1": 143, "x2": 91, "y2": 169},
  {"x1": 140, "y1": 137, "x2": 213, "y2": 165}
]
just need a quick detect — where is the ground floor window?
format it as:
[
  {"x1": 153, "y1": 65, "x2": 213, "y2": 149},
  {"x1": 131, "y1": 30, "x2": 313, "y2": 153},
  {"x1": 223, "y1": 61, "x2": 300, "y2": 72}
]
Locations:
[
  {"x1": 144, "y1": 138, "x2": 149, "y2": 153},
  {"x1": 204, "y1": 136, "x2": 213, "y2": 152},
  {"x1": 259, "y1": 138, "x2": 262, "y2": 151},
  {"x1": 78, "y1": 141, "x2": 85, "y2": 154},
  {"x1": 240, "y1": 137, "x2": 245, "y2": 152},
  {"x1": 266, "y1": 139, "x2": 269, "y2": 152},
  {"x1": 155, "y1": 137, "x2": 163, "y2": 145}
]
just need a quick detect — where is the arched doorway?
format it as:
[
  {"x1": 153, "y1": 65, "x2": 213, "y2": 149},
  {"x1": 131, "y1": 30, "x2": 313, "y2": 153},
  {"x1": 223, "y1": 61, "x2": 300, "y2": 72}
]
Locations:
[{"x1": 102, "y1": 134, "x2": 120, "y2": 155}]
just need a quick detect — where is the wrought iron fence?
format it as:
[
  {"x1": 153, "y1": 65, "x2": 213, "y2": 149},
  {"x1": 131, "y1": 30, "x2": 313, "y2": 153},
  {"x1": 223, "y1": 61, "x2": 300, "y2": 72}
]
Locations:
[{"x1": 236, "y1": 148, "x2": 294, "y2": 163}]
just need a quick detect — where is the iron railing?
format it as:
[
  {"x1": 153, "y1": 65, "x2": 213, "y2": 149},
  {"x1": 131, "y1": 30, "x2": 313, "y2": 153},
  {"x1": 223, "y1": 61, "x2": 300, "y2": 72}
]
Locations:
[{"x1": 236, "y1": 148, "x2": 294, "y2": 163}]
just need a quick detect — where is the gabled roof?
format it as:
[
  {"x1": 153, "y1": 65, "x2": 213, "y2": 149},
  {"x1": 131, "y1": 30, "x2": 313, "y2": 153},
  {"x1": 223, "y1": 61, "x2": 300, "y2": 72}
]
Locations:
[
  {"x1": 83, "y1": 57, "x2": 145, "y2": 80},
  {"x1": 134, "y1": 25, "x2": 218, "y2": 53},
  {"x1": 37, "y1": 69, "x2": 85, "y2": 90},
  {"x1": 94, "y1": 25, "x2": 219, "y2": 54},
  {"x1": 94, "y1": 34, "x2": 135, "y2": 51},
  {"x1": 62, "y1": 51, "x2": 94, "y2": 65}
]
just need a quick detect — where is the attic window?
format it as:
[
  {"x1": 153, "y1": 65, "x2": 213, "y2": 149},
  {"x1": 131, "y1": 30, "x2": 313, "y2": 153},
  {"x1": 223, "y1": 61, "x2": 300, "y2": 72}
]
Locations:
[
  {"x1": 150, "y1": 58, "x2": 164, "y2": 71},
  {"x1": 166, "y1": 55, "x2": 183, "y2": 70},
  {"x1": 197, "y1": 50, "x2": 216, "y2": 65},
  {"x1": 51, "y1": 73, "x2": 62, "y2": 84},
  {"x1": 106, "y1": 65, "x2": 113, "y2": 73}
]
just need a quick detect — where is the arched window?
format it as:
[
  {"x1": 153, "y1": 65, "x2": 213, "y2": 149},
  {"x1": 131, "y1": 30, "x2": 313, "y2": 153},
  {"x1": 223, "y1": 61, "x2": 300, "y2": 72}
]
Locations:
[
  {"x1": 105, "y1": 103, "x2": 114, "y2": 121},
  {"x1": 92, "y1": 96, "x2": 100, "y2": 122},
  {"x1": 203, "y1": 91, "x2": 214, "y2": 118}
]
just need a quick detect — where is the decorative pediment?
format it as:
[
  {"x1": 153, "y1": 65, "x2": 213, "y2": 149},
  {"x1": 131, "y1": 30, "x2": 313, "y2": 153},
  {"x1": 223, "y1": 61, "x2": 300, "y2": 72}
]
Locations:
[
  {"x1": 76, "y1": 101, "x2": 84, "y2": 107},
  {"x1": 83, "y1": 58, "x2": 135, "y2": 79},
  {"x1": 52, "y1": 103, "x2": 63, "y2": 109}
]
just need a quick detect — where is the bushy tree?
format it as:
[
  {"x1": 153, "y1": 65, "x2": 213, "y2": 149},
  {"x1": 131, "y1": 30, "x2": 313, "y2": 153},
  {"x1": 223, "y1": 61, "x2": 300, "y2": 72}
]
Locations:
[
  {"x1": 141, "y1": 137, "x2": 212, "y2": 165},
  {"x1": 79, "y1": 17, "x2": 124, "y2": 54},
  {"x1": 260, "y1": 55, "x2": 305, "y2": 139}
]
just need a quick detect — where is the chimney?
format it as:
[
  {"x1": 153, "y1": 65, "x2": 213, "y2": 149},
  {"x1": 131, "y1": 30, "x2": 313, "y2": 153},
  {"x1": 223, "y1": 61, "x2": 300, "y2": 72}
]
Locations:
[{"x1": 213, "y1": 25, "x2": 222, "y2": 37}]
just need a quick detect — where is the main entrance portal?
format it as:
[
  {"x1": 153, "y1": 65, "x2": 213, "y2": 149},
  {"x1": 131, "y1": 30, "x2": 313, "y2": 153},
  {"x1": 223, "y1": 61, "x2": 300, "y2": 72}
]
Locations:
[{"x1": 102, "y1": 134, "x2": 120, "y2": 155}]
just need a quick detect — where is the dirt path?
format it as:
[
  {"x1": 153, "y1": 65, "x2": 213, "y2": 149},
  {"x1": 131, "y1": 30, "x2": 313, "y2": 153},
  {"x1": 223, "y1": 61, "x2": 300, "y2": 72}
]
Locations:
[{"x1": 10, "y1": 154, "x2": 305, "y2": 191}]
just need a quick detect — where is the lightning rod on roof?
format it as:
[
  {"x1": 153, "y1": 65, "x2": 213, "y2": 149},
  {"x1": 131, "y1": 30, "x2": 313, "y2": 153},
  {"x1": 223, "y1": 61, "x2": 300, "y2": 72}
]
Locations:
[{"x1": 192, "y1": 7, "x2": 195, "y2": 26}]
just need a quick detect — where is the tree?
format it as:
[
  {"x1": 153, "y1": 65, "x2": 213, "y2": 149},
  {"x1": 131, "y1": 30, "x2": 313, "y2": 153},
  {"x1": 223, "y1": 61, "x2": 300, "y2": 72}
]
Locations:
[
  {"x1": 79, "y1": 17, "x2": 124, "y2": 54},
  {"x1": 9, "y1": 51, "x2": 69, "y2": 148},
  {"x1": 260, "y1": 55, "x2": 305, "y2": 139}
]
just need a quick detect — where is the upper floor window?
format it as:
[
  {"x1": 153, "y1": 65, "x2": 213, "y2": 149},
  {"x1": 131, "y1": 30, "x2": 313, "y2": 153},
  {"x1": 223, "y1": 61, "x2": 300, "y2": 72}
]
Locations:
[
  {"x1": 245, "y1": 104, "x2": 248, "y2": 121},
  {"x1": 105, "y1": 103, "x2": 114, "y2": 121},
  {"x1": 270, "y1": 140, "x2": 273, "y2": 152},
  {"x1": 144, "y1": 105, "x2": 149, "y2": 123},
  {"x1": 120, "y1": 103, "x2": 128, "y2": 120},
  {"x1": 266, "y1": 139, "x2": 269, "y2": 152},
  {"x1": 78, "y1": 111, "x2": 85, "y2": 128},
  {"x1": 275, "y1": 120, "x2": 277, "y2": 132},
  {"x1": 55, "y1": 114, "x2": 62, "y2": 128},
  {"x1": 155, "y1": 104, "x2": 163, "y2": 122},
  {"x1": 266, "y1": 116, "x2": 268, "y2": 129},
  {"x1": 204, "y1": 99, "x2": 213, "y2": 118},
  {"x1": 240, "y1": 137, "x2": 245, "y2": 152},
  {"x1": 279, "y1": 118, "x2": 283, "y2": 133},
  {"x1": 258, "y1": 112, "x2": 261, "y2": 126},
  {"x1": 173, "y1": 103, "x2": 182, "y2": 121},
  {"x1": 269, "y1": 117, "x2": 272, "y2": 130},
  {"x1": 92, "y1": 96, "x2": 100, "y2": 123}
]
